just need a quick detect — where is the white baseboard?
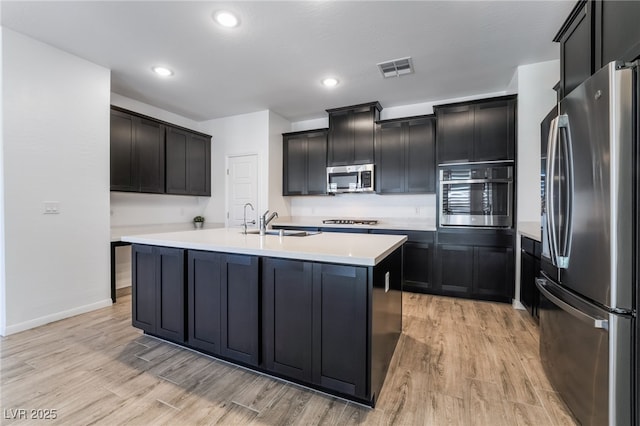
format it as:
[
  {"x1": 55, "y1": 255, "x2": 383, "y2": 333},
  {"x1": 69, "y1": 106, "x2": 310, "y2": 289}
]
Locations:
[
  {"x1": 1, "y1": 298, "x2": 113, "y2": 336},
  {"x1": 512, "y1": 299, "x2": 526, "y2": 310}
]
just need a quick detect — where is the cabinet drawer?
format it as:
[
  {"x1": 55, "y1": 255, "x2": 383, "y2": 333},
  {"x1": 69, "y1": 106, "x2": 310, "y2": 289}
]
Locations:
[{"x1": 370, "y1": 229, "x2": 434, "y2": 244}]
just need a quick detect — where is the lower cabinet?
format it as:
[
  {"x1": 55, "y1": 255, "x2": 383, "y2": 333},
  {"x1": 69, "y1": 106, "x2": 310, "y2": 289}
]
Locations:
[
  {"x1": 186, "y1": 251, "x2": 259, "y2": 365},
  {"x1": 132, "y1": 244, "x2": 186, "y2": 342},
  {"x1": 262, "y1": 258, "x2": 368, "y2": 398},
  {"x1": 520, "y1": 236, "x2": 541, "y2": 320},
  {"x1": 436, "y1": 229, "x2": 514, "y2": 303}
]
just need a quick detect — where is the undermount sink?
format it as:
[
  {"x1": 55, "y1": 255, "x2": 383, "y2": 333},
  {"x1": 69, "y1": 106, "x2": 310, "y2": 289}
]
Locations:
[{"x1": 242, "y1": 229, "x2": 318, "y2": 237}]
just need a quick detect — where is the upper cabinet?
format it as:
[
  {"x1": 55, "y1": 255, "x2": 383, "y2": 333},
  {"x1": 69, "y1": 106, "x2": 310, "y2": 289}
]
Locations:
[
  {"x1": 326, "y1": 102, "x2": 381, "y2": 166},
  {"x1": 110, "y1": 109, "x2": 165, "y2": 193},
  {"x1": 282, "y1": 129, "x2": 327, "y2": 196},
  {"x1": 435, "y1": 96, "x2": 516, "y2": 164},
  {"x1": 375, "y1": 115, "x2": 436, "y2": 193},
  {"x1": 166, "y1": 127, "x2": 211, "y2": 196},
  {"x1": 555, "y1": 0, "x2": 640, "y2": 99},
  {"x1": 110, "y1": 106, "x2": 212, "y2": 196}
]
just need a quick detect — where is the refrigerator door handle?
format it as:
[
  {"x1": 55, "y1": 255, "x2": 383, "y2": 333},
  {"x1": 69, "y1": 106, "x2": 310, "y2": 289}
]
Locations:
[
  {"x1": 556, "y1": 115, "x2": 574, "y2": 269},
  {"x1": 536, "y1": 278, "x2": 608, "y2": 330},
  {"x1": 546, "y1": 116, "x2": 560, "y2": 266}
]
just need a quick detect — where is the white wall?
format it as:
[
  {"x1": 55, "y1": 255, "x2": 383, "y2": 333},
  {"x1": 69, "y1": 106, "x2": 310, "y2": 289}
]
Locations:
[
  {"x1": 199, "y1": 110, "x2": 292, "y2": 224},
  {"x1": 2, "y1": 29, "x2": 112, "y2": 335},
  {"x1": 0, "y1": 26, "x2": 5, "y2": 334},
  {"x1": 109, "y1": 94, "x2": 210, "y2": 227},
  {"x1": 516, "y1": 60, "x2": 559, "y2": 224}
]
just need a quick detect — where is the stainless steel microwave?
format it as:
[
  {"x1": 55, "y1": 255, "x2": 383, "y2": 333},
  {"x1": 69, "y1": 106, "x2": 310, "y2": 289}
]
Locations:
[{"x1": 327, "y1": 164, "x2": 374, "y2": 193}]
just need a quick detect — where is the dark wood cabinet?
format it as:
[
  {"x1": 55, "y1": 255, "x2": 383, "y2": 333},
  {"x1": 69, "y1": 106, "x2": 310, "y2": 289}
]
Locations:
[
  {"x1": 111, "y1": 109, "x2": 165, "y2": 193},
  {"x1": 110, "y1": 106, "x2": 211, "y2": 196},
  {"x1": 555, "y1": 1, "x2": 594, "y2": 98},
  {"x1": 555, "y1": 0, "x2": 640, "y2": 99},
  {"x1": 520, "y1": 236, "x2": 541, "y2": 321},
  {"x1": 436, "y1": 229, "x2": 515, "y2": 303},
  {"x1": 282, "y1": 129, "x2": 327, "y2": 195},
  {"x1": 166, "y1": 127, "x2": 211, "y2": 196},
  {"x1": 435, "y1": 96, "x2": 516, "y2": 164},
  {"x1": 312, "y1": 263, "x2": 368, "y2": 398},
  {"x1": 132, "y1": 244, "x2": 185, "y2": 342},
  {"x1": 376, "y1": 115, "x2": 436, "y2": 194},
  {"x1": 220, "y1": 254, "x2": 260, "y2": 366},
  {"x1": 594, "y1": 0, "x2": 640, "y2": 67},
  {"x1": 262, "y1": 258, "x2": 313, "y2": 382},
  {"x1": 187, "y1": 250, "x2": 222, "y2": 354},
  {"x1": 327, "y1": 102, "x2": 381, "y2": 166}
]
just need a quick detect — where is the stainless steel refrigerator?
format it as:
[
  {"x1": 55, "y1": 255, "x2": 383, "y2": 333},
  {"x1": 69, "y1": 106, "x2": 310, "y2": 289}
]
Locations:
[{"x1": 537, "y1": 60, "x2": 638, "y2": 425}]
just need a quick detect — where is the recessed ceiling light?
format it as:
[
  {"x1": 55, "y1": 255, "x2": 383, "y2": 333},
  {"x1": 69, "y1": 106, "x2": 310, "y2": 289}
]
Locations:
[
  {"x1": 322, "y1": 77, "x2": 339, "y2": 88},
  {"x1": 214, "y1": 11, "x2": 239, "y2": 28},
  {"x1": 152, "y1": 66, "x2": 173, "y2": 77}
]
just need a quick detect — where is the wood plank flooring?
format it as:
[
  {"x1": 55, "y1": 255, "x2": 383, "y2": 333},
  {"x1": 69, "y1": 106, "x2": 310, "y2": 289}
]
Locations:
[{"x1": 0, "y1": 292, "x2": 577, "y2": 425}]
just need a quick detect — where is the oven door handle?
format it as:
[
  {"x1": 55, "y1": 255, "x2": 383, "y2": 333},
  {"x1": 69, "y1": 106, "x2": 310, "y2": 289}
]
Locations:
[
  {"x1": 440, "y1": 178, "x2": 512, "y2": 184},
  {"x1": 536, "y1": 278, "x2": 608, "y2": 330}
]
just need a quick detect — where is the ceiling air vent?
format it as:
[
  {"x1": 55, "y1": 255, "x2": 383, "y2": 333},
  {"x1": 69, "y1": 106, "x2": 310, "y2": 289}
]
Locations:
[{"x1": 377, "y1": 57, "x2": 414, "y2": 78}]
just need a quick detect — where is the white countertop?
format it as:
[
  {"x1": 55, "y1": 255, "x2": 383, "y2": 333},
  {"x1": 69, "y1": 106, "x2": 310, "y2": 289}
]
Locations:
[
  {"x1": 272, "y1": 216, "x2": 436, "y2": 232},
  {"x1": 121, "y1": 227, "x2": 407, "y2": 267},
  {"x1": 518, "y1": 221, "x2": 541, "y2": 242},
  {"x1": 111, "y1": 222, "x2": 224, "y2": 242}
]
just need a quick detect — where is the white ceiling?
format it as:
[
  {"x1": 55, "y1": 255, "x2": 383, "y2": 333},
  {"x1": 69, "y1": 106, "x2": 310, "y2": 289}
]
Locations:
[{"x1": 1, "y1": 1, "x2": 574, "y2": 122}]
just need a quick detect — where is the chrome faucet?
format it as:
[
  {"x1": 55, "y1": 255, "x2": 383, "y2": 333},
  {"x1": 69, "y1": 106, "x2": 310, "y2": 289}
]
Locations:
[
  {"x1": 259, "y1": 210, "x2": 278, "y2": 235},
  {"x1": 243, "y1": 203, "x2": 255, "y2": 234}
]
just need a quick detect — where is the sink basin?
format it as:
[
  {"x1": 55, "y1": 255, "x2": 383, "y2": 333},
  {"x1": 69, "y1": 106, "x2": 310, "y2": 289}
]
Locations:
[{"x1": 242, "y1": 229, "x2": 318, "y2": 237}]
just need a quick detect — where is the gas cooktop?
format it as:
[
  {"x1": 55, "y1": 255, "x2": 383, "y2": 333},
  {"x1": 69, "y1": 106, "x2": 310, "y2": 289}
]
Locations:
[{"x1": 322, "y1": 219, "x2": 378, "y2": 225}]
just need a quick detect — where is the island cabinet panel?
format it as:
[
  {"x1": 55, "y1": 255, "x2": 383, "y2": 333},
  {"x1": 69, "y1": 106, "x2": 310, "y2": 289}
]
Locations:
[
  {"x1": 262, "y1": 258, "x2": 313, "y2": 382},
  {"x1": 312, "y1": 263, "x2": 368, "y2": 399},
  {"x1": 220, "y1": 254, "x2": 260, "y2": 366},
  {"x1": 187, "y1": 251, "x2": 222, "y2": 354},
  {"x1": 132, "y1": 245, "x2": 185, "y2": 343}
]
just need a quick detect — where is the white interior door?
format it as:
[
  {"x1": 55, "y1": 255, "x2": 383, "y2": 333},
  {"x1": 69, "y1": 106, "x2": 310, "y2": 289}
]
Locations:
[{"x1": 226, "y1": 154, "x2": 258, "y2": 228}]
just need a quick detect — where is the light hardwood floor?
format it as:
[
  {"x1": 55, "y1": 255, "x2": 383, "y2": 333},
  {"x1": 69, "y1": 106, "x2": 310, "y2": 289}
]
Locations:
[{"x1": 0, "y1": 292, "x2": 577, "y2": 425}]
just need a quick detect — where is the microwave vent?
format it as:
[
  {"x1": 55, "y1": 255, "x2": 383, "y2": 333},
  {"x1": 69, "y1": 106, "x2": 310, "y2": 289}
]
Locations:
[{"x1": 377, "y1": 57, "x2": 414, "y2": 78}]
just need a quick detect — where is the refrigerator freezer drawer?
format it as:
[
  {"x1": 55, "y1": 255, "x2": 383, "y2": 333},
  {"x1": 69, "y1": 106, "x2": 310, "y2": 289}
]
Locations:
[{"x1": 537, "y1": 277, "x2": 633, "y2": 425}]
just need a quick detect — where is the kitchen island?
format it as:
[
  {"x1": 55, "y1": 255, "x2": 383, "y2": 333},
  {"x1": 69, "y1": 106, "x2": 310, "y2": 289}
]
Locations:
[{"x1": 121, "y1": 228, "x2": 406, "y2": 406}]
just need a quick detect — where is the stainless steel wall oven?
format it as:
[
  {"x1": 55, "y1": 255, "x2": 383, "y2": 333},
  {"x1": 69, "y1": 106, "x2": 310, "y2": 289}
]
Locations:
[{"x1": 439, "y1": 162, "x2": 513, "y2": 228}]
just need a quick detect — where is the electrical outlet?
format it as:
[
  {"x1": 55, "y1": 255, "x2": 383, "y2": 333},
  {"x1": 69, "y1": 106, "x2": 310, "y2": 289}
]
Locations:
[
  {"x1": 385, "y1": 271, "x2": 390, "y2": 293},
  {"x1": 44, "y1": 201, "x2": 60, "y2": 214}
]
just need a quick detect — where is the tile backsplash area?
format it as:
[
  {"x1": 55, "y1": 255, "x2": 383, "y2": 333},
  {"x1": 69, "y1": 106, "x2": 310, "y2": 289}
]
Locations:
[{"x1": 289, "y1": 193, "x2": 436, "y2": 219}]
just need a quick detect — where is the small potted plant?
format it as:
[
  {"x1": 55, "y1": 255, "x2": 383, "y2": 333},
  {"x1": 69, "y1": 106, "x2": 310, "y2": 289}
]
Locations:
[{"x1": 193, "y1": 215, "x2": 205, "y2": 229}]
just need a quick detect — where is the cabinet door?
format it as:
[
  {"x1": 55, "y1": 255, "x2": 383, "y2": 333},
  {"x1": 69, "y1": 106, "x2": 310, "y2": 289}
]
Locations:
[
  {"x1": 156, "y1": 247, "x2": 186, "y2": 342},
  {"x1": 306, "y1": 133, "x2": 328, "y2": 194},
  {"x1": 165, "y1": 127, "x2": 189, "y2": 194},
  {"x1": 328, "y1": 110, "x2": 353, "y2": 166},
  {"x1": 283, "y1": 136, "x2": 307, "y2": 195},
  {"x1": 312, "y1": 263, "x2": 367, "y2": 398},
  {"x1": 403, "y1": 242, "x2": 434, "y2": 292},
  {"x1": 352, "y1": 108, "x2": 375, "y2": 164},
  {"x1": 436, "y1": 106, "x2": 474, "y2": 163},
  {"x1": 437, "y1": 244, "x2": 473, "y2": 297},
  {"x1": 263, "y1": 258, "x2": 313, "y2": 381},
  {"x1": 376, "y1": 121, "x2": 404, "y2": 193},
  {"x1": 132, "y1": 244, "x2": 157, "y2": 333},
  {"x1": 187, "y1": 133, "x2": 211, "y2": 196},
  {"x1": 188, "y1": 251, "x2": 222, "y2": 354},
  {"x1": 595, "y1": 0, "x2": 640, "y2": 67},
  {"x1": 406, "y1": 118, "x2": 436, "y2": 192},
  {"x1": 110, "y1": 110, "x2": 137, "y2": 191},
  {"x1": 473, "y1": 100, "x2": 515, "y2": 161},
  {"x1": 473, "y1": 246, "x2": 513, "y2": 302},
  {"x1": 560, "y1": 2, "x2": 593, "y2": 97},
  {"x1": 520, "y1": 248, "x2": 536, "y2": 317},
  {"x1": 136, "y1": 118, "x2": 165, "y2": 193},
  {"x1": 221, "y1": 254, "x2": 259, "y2": 366}
]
